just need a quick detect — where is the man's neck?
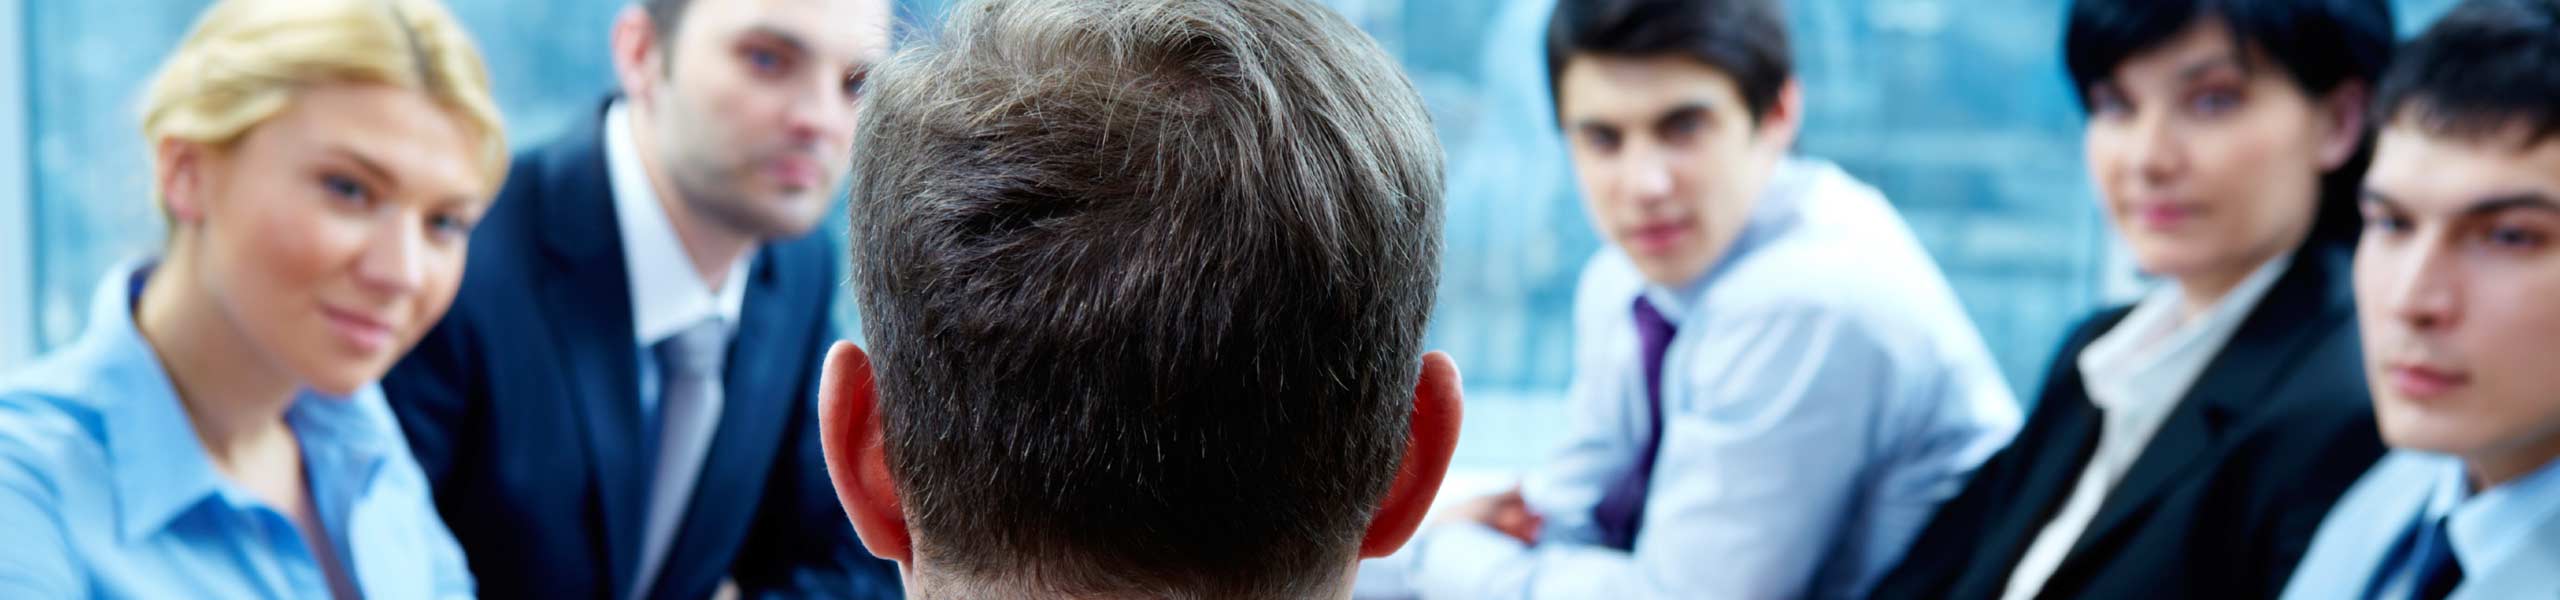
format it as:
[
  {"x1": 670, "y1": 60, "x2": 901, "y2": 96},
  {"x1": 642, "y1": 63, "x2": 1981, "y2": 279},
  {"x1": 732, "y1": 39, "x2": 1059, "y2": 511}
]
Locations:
[{"x1": 2466, "y1": 433, "x2": 2560, "y2": 491}]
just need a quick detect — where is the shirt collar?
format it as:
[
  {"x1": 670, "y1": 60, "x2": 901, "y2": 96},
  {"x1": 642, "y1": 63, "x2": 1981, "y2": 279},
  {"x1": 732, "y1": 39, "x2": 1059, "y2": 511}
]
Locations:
[
  {"x1": 1637, "y1": 157, "x2": 1823, "y2": 323},
  {"x1": 2074, "y1": 251, "x2": 2294, "y2": 413},
  {"x1": 2436, "y1": 451, "x2": 2560, "y2": 575},
  {"x1": 80, "y1": 260, "x2": 395, "y2": 542},
  {"x1": 605, "y1": 101, "x2": 755, "y2": 345}
]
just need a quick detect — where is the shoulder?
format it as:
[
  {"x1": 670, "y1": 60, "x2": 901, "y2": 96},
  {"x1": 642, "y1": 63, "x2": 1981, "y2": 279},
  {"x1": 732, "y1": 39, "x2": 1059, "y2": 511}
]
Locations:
[
  {"x1": 0, "y1": 384, "x2": 104, "y2": 511},
  {"x1": 762, "y1": 230, "x2": 843, "y2": 310}
]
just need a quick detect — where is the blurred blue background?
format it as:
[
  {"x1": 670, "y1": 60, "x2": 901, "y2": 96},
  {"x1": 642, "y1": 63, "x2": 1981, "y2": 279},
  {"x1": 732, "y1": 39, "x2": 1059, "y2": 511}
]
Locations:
[{"x1": 0, "y1": 0, "x2": 2459, "y2": 470}]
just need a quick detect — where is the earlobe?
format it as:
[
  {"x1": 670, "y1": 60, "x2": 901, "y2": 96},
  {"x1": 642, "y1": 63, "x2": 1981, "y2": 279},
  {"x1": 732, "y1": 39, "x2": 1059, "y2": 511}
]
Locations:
[
  {"x1": 1358, "y1": 351, "x2": 1464, "y2": 558},
  {"x1": 817, "y1": 341, "x2": 913, "y2": 564}
]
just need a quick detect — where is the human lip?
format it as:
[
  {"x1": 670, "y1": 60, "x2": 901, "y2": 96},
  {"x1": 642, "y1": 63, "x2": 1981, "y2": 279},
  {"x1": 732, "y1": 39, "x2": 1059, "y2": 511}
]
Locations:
[
  {"x1": 2384, "y1": 361, "x2": 2472, "y2": 401},
  {"x1": 1625, "y1": 220, "x2": 1693, "y2": 255},
  {"x1": 319, "y1": 304, "x2": 396, "y2": 355},
  {"x1": 770, "y1": 155, "x2": 824, "y2": 188},
  {"x1": 2130, "y1": 201, "x2": 2200, "y2": 230}
]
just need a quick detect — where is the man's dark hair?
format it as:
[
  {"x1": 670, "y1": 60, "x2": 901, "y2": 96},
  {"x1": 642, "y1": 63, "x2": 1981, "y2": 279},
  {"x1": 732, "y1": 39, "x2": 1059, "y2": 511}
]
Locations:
[
  {"x1": 2373, "y1": 0, "x2": 2560, "y2": 147},
  {"x1": 1544, "y1": 0, "x2": 1793, "y2": 123},
  {"x1": 2065, "y1": 0, "x2": 2396, "y2": 248},
  {"x1": 845, "y1": 0, "x2": 1444, "y2": 597},
  {"x1": 642, "y1": 0, "x2": 694, "y2": 39}
]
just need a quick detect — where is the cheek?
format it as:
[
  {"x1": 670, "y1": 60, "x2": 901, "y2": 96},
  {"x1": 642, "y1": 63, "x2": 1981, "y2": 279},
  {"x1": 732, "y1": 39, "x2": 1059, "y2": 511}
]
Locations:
[
  {"x1": 412, "y1": 246, "x2": 470, "y2": 329},
  {"x1": 2197, "y1": 122, "x2": 2318, "y2": 234},
  {"x1": 1571, "y1": 157, "x2": 1620, "y2": 216},
  {"x1": 2082, "y1": 126, "x2": 2124, "y2": 206},
  {"x1": 2475, "y1": 277, "x2": 2560, "y2": 394},
  {"x1": 226, "y1": 190, "x2": 354, "y2": 304}
]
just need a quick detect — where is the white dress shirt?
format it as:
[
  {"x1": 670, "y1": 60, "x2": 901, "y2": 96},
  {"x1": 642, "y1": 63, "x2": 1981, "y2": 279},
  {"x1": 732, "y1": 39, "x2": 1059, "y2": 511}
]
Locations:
[
  {"x1": 603, "y1": 100, "x2": 755, "y2": 599},
  {"x1": 1999, "y1": 252, "x2": 2294, "y2": 600},
  {"x1": 1368, "y1": 158, "x2": 2021, "y2": 599}
]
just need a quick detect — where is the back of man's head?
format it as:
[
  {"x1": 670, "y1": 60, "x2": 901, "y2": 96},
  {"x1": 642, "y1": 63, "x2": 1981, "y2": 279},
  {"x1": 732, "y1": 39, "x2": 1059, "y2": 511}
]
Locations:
[{"x1": 837, "y1": 0, "x2": 1448, "y2": 597}]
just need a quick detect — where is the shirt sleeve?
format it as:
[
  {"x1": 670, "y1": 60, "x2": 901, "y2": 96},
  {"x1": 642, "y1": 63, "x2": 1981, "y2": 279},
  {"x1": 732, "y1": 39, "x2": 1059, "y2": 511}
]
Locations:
[{"x1": 1408, "y1": 308, "x2": 1907, "y2": 599}]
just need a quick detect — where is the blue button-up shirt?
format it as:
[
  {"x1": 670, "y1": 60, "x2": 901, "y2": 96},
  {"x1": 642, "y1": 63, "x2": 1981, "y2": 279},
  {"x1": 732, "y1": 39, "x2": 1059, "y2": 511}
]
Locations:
[
  {"x1": 2371, "y1": 453, "x2": 2560, "y2": 599},
  {"x1": 0, "y1": 263, "x2": 473, "y2": 599},
  {"x1": 1369, "y1": 158, "x2": 2021, "y2": 599}
]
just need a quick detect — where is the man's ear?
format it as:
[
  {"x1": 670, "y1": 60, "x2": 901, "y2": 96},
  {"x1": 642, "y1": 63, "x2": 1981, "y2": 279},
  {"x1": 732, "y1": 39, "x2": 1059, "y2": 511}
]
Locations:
[
  {"x1": 1755, "y1": 78, "x2": 1807, "y2": 156},
  {"x1": 608, "y1": 5, "x2": 666, "y2": 108},
  {"x1": 818, "y1": 341, "x2": 912, "y2": 564},
  {"x1": 1359, "y1": 351, "x2": 1464, "y2": 558},
  {"x1": 2317, "y1": 81, "x2": 2372, "y2": 170}
]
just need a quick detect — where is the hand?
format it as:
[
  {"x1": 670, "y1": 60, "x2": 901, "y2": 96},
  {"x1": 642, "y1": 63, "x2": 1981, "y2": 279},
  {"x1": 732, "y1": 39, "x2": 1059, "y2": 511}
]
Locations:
[{"x1": 1437, "y1": 486, "x2": 1543, "y2": 546}]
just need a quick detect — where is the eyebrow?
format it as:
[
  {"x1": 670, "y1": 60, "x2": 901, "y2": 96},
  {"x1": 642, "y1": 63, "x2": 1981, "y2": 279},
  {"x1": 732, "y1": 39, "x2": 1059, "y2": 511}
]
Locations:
[
  {"x1": 2362, "y1": 189, "x2": 2560, "y2": 217},
  {"x1": 741, "y1": 23, "x2": 813, "y2": 57},
  {"x1": 1571, "y1": 100, "x2": 1717, "y2": 132},
  {"x1": 325, "y1": 145, "x2": 400, "y2": 190},
  {"x1": 2463, "y1": 192, "x2": 2560, "y2": 217},
  {"x1": 2174, "y1": 54, "x2": 2249, "y2": 83}
]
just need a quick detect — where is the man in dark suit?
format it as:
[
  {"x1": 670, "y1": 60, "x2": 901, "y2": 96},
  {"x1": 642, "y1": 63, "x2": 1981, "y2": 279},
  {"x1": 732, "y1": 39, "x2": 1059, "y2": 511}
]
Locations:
[{"x1": 381, "y1": 0, "x2": 899, "y2": 597}]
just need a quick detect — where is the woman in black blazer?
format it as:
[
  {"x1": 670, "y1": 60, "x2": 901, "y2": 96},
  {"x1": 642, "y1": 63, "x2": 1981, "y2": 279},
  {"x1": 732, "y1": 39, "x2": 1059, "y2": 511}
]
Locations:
[{"x1": 1872, "y1": 1, "x2": 2396, "y2": 598}]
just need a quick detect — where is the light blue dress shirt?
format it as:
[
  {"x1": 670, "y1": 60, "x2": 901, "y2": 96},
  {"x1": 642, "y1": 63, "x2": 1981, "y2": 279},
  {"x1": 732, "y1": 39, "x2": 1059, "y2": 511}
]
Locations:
[
  {"x1": 0, "y1": 263, "x2": 474, "y2": 599},
  {"x1": 1377, "y1": 158, "x2": 2021, "y2": 599},
  {"x1": 2286, "y1": 450, "x2": 2560, "y2": 600}
]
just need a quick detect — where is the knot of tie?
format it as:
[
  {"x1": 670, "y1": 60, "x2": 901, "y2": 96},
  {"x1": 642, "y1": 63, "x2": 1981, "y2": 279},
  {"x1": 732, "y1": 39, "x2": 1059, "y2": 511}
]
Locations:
[{"x1": 655, "y1": 318, "x2": 731, "y2": 378}]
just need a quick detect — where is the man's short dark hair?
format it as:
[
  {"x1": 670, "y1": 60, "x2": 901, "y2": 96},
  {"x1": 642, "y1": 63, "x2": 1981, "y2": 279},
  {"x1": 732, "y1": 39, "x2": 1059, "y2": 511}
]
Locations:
[
  {"x1": 2373, "y1": 0, "x2": 2560, "y2": 147},
  {"x1": 642, "y1": 0, "x2": 694, "y2": 38},
  {"x1": 845, "y1": 0, "x2": 1444, "y2": 596},
  {"x1": 1544, "y1": 0, "x2": 1793, "y2": 123},
  {"x1": 2065, "y1": 0, "x2": 2396, "y2": 248}
]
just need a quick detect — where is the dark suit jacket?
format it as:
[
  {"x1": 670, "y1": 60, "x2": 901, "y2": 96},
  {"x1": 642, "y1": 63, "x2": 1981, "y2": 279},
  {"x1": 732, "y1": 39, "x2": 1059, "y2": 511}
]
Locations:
[
  {"x1": 1871, "y1": 245, "x2": 2386, "y2": 600},
  {"x1": 382, "y1": 104, "x2": 899, "y2": 600}
]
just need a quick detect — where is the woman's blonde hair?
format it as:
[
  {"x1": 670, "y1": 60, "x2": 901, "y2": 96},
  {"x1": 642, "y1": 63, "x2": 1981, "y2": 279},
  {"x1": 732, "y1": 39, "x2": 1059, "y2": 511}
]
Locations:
[{"x1": 140, "y1": 0, "x2": 508, "y2": 198}]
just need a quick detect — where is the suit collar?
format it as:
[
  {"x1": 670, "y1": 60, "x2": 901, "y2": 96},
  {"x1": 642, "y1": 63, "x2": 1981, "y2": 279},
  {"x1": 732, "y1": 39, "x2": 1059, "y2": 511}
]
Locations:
[
  {"x1": 2060, "y1": 244, "x2": 2357, "y2": 567},
  {"x1": 536, "y1": 99, "x2": 623, "y2": 268}
]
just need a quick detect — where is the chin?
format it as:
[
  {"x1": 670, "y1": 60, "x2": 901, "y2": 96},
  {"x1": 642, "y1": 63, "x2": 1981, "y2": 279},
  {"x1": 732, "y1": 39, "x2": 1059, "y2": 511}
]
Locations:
[
  {"x1": 1631, "y1": 256, "x2": 1711, "y2": 288},
  {"x1": 2375, "y1": 404, "x2": 2491, "y2": 456},
  {"x1": 297, "y1": 358, "x2": 387, "y2": 398},
  {"x1": 2127, "y1": 247, "x2": 2214, "y2": 280}
]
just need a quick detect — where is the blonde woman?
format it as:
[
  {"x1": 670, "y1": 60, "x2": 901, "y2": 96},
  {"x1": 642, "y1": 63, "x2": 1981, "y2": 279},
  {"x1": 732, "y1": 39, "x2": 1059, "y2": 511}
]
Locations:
[{"x1": 0, "y1": 0, "x2": 506, "y2": 597}]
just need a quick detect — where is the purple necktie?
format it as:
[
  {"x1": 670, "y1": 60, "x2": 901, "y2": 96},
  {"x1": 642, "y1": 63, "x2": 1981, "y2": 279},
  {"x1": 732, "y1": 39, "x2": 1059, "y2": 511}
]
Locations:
[{"x1": 1592, "y1": 296, "x2": 1676, "y2": 551}]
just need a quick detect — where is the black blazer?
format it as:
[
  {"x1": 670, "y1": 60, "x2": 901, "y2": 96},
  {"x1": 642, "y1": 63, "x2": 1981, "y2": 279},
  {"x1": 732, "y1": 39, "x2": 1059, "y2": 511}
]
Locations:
[
  {"x1": 382, "y1": 103, "x2": 899, "y2": 599},
  {"x1": 1872, "y1": 245, "x2": 2385, "y2": 600}
]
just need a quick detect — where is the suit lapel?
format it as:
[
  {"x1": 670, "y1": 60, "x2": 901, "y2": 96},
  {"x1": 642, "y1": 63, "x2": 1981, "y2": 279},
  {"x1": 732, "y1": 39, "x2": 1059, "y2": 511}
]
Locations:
[
  {"x1": 532, "y1": 104, "x2": 652, "y2": 597},
  {"x1": 2058, "y1": 248, "x2": 2354, "y2": 569}
]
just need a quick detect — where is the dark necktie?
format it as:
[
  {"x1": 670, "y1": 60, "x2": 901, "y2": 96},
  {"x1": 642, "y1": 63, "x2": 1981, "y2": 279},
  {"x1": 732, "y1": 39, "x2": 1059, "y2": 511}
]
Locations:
[
  {"x1": 1592, "y1": 296, "x2": 1677, "y2": 551},
  {"x1": 2416, "y1": 517, "x2": 2463, "y2": 600}
]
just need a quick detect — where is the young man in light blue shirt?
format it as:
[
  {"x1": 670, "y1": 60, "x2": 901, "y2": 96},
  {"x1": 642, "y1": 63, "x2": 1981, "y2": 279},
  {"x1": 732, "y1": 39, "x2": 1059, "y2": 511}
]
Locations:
[
  {"x1": 2284, "y1": 2, "x2": 2560, "y2": 598},
  {"x1": 1365, "y1": 0, "x2": 2019, "y2": 597}
]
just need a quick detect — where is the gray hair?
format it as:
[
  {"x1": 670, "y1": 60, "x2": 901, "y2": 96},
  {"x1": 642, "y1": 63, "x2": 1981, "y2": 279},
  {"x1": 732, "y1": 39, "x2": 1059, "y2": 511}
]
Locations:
[{"x1": 845, "y1": 0, "x2": 1446, "y2": 597}]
